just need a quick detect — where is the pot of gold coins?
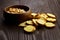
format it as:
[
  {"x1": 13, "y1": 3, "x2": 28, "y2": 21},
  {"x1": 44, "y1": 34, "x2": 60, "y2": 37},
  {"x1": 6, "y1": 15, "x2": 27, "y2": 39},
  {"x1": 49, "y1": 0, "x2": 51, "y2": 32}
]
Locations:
[{"x1": 3, "y1": 5, "x2": 31, "y2": 24}]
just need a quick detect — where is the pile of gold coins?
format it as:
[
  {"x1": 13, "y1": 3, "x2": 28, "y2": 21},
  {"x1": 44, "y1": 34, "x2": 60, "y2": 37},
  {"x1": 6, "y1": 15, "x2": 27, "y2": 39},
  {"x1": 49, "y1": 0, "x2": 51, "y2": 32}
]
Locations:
[
  {"x1": 7, "y1": 8, "x2": 26, "y2": 14},
  {"x1": 18, "y1": 12, "x2": 56, "y2": 32}
]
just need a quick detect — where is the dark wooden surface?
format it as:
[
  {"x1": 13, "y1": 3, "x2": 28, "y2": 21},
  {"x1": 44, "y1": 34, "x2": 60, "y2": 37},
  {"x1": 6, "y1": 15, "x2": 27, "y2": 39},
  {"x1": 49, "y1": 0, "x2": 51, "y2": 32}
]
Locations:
[{"x1": 0, "y1": 0, "x2": 60, "y2": 40}]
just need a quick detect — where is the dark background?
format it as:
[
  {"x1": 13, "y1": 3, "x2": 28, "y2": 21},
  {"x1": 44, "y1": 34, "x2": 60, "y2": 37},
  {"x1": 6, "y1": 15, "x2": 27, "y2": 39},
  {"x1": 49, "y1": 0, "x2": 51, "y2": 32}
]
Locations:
[{"x1": 0, "y1": 0, "x2": 60, "y2": 40}]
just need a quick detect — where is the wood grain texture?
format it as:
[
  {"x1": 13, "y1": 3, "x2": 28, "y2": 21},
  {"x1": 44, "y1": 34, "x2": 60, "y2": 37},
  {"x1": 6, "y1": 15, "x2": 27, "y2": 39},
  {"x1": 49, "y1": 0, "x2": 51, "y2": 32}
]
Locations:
[{"x1": 0, "y1": 0, "x2": 60, "y2": 40}]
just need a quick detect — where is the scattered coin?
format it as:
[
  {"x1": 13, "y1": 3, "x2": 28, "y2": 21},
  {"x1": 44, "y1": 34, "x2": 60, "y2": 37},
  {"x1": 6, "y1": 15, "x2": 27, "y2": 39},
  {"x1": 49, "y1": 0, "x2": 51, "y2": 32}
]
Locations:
[
  {"x1": 45, "y1": 22, "x2": 55, "y2": 27},
  {"x1": 31, "y1": 13, "x2": 37, "y2": 18},
  {"x1": 40, "y1": 13, "x2": 48, "y2": 19},
  {"x1": 47, "y1": 13, "x2": 56, "y2": 18},
  {"x1": 46, "y1": 18, "x2": 56, "y2": 22},
  {"x1": 18, "y1": 22, "x2": 26, "y2": 27},
  {"x1": 24, "y1": 25, "x2": 36, "y2": 32},
  {"x1": 32, "y1": 19, "x2": 38, "y2": 26},
  {"x1": 18, "y1": 12, "x2": 56, "y2": 32},
  {"x1": 36, "y1": 18, "x2": 46, "y2": 25},
  {"x1": 26, "y1": 20, "x2": 33, "y2": 25}
]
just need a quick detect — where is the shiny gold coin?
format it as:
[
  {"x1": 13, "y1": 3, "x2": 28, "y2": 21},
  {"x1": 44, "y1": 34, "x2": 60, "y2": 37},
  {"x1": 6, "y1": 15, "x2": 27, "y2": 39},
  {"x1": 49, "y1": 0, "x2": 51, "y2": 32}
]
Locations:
[
  {"x1": 18, "y1": 22, "x2": 26, "y2": 27},
  {"x1": 12, "y1": 8, "x2": 16, "y2": 12},
  {"x1": 14, "y1": 8, "x2": 19, "y2": 13},
  {"x1": 36, "y1": 18, "x2": 46, "y2": 25},
  {"x1": 47, "y1": 13, "x2": 56, "y2": 18},
  {"x1": 9, "y1": 8, "x2": 13, "y2": 12},
  {"x1": 7, "y1": 11, "x2": 11, "y2": 13},
  {"x1": 46, "y1": 18, "x2": 56, "y2": 22},
  {"x1": 32, "y1": 19, "x2": 38, "y2": 26},
  {"x1": 17, "y1": 9, "x2": 20, "y2": 13},
  {"x1": 35, "y1": 13, "x2": 41, "y2": 19},
  {"x1": 26, "y1": 20, "x2": 33, "y2": 25},
  {"x1": 24, "y1": 25, "x2": 36, "y2": 32},
  {"x1": 40, "y1": 13, "x2": 48, "y2": 19},
  {"x1": 45, "y1": 22, "x2": 55, "y2": 27},
  {"x1": 19, "y1": 9, "x2": 26, "y2": 13},
  {"x1": 31, "y1": 13, "x2": 37, "y2": 18}
]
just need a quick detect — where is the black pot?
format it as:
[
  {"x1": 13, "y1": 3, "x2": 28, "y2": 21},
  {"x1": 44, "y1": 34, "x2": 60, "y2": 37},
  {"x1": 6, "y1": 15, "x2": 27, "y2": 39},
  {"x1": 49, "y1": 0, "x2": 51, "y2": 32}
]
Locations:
[{"x1": 3, "y1": 5, "x2": 32, "y2": 25}]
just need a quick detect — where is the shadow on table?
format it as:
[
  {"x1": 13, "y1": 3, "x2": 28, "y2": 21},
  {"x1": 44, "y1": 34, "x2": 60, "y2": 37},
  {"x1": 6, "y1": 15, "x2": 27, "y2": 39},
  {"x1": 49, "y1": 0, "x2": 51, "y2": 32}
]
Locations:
[{"x1": 0, "y1": 30, "x2": 8, "y2": 40}]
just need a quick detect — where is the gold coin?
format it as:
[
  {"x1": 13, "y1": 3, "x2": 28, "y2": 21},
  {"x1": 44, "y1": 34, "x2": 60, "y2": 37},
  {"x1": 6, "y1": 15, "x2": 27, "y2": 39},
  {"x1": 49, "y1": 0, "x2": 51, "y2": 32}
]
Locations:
[
  {"x1": 36, "y1": 18, "x2": 46, "y2": 25},
  {"x1": 12, "y1": 8, "x2": 16, "y2": 12},
  {"x1": 24, "y1": 25, "x2": 36, "y2": 32},
  {"x1": 35, "y1": 13, "x2": 41, "y2": 19},
  {"x1": 18, "y1": 22, "x2": 26, "y2": 27},
  {"x1": 46, "y1": 18, "x2": 56, "y2": 22},
  {"x1": 17, "y1": 9, "x2": 20, "y2": 13},
  {"x1": 31, "y1": 13, "x2": 37, "y2": 18},
  {"x1": 9, "y1": 8, "x2": 13, "y2": 12},
  {"x1": 32, "y1": 19, "x2": 38, "y2": 26},
  {"x1": 47, "y1": 13, "x2": 56, "y2": 18},
  {"x1": 19, "y1": 9, "x2": 26, "y2": 13},
  {"x1": 26, "y1": 20, "x2": 33, "y2": 25},
  {"x1": 7, "y1": 11, "x2": 10, "y2": 13},
  {"x1": 45, "y1": 22, "x2": 55, "y2": 27},
  {"x1": 40, "y1": 13, "x2": 48, "y2": 19}
]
